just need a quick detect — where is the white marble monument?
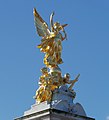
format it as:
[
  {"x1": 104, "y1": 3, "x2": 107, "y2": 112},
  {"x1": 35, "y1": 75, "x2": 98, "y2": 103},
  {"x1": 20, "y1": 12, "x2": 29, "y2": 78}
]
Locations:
[
  {"x1": 14, "y1": 8, "x2": 95, "y2": 120},
  {"x1": 14, "y1": 86, "x2": 95, "y2": 120}
]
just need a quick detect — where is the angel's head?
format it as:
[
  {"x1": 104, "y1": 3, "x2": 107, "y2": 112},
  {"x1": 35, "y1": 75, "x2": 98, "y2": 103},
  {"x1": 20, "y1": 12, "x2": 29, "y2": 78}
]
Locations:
[
  {"x1": 53, "y1": 22, "x2": 61, "y2": 31},
  {"x1": 53, "y1": 22, "x2": 68, "y2": 32}
]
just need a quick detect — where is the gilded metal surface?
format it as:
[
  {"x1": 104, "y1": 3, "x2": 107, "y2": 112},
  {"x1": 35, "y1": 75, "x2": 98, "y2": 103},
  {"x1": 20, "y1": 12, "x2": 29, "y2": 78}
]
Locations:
[
  {"x1": 33, "y1": 8, "x2": 67, "y2": 68},
  {"x1": 33, "y1": 8, "x2": 79, "y2": 103}
]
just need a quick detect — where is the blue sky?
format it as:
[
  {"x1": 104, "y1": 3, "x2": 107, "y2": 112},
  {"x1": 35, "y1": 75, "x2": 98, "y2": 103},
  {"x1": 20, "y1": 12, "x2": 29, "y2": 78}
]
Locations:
[{"x1": 0, "y1": 0, "x2": 109, "y2": 120}]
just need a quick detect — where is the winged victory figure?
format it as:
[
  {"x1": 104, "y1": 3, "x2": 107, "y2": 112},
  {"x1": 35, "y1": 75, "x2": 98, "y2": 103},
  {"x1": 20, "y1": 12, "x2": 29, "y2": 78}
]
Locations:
[{"x1": 33, "y1": 8, "x2": 68, "y2": 68}]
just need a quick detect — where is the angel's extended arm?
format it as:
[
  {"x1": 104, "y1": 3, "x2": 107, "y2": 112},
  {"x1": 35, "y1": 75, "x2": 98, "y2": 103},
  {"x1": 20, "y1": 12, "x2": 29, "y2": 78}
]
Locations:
[
  {"x1": 50, "y1": 12, "x2": 55, "y2": 32},
  {"x1": 62, "y1": 28, "x2": 67, "y2": 41}
]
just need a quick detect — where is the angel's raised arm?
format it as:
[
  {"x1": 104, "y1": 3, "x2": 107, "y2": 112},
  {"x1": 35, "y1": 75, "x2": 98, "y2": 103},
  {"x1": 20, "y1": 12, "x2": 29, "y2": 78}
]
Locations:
[{"x1": 50, "y1": 12, "x2": 55, "y2": 32}]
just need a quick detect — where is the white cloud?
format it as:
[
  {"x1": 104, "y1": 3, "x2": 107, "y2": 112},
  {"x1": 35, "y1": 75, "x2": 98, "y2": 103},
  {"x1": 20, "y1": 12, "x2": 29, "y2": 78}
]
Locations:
[{"x1": 106, "y1": 116, "x2": 109, "y2": 120}]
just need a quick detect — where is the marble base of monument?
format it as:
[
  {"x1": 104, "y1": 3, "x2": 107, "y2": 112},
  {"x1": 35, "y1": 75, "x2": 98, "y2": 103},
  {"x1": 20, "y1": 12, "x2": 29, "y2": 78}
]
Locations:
[{"x1": 14, "y1": 86, "x2": 95, "y2": 120}]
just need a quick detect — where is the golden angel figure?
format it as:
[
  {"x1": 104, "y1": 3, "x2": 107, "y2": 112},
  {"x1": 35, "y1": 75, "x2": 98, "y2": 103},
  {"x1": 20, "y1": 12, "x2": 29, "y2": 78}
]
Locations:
[{"x1": 33, "y1": 8, "x2": 68, "y2": 68}]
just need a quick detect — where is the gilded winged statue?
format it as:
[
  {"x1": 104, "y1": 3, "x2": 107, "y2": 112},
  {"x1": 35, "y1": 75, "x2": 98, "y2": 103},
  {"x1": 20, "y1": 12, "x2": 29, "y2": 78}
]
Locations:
[
  {"x1": 33, "y1": 8, "x2": 68, "y2": 68},
  {"x1": 33, "y1": 8, "x2": 79, "y2": 104}
]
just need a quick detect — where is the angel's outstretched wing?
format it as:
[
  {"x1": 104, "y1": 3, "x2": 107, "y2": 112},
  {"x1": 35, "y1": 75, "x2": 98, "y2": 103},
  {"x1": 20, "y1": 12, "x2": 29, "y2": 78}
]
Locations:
[{"x1": 33, "y1": 8, "x2": 50, "y2": 38}]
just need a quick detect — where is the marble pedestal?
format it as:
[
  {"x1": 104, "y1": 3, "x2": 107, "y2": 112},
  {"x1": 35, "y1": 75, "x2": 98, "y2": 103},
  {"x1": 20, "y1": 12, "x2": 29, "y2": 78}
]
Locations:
[
  {"x1": 14, "y1": 106, "x2": 95, "y2": 120},
  {"x1": 14, "y1": 86, "x2": 95, "y2": 120}
]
